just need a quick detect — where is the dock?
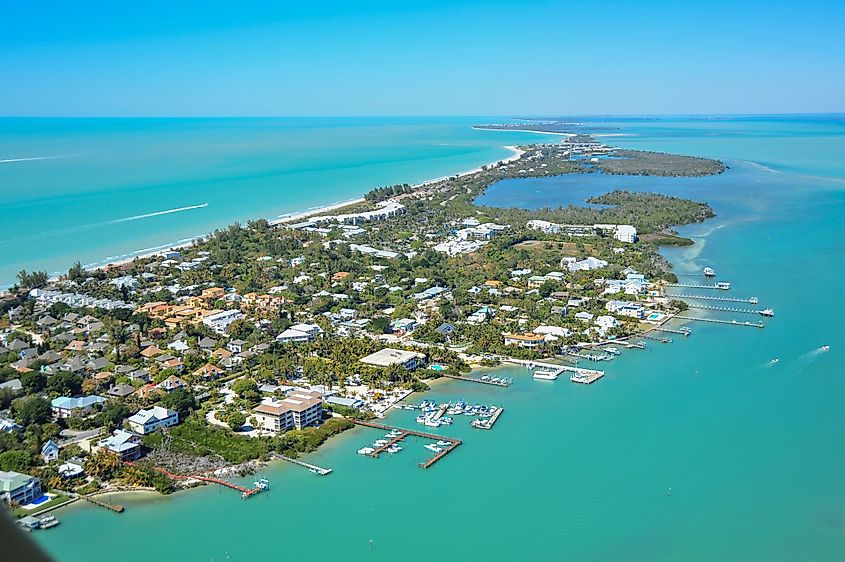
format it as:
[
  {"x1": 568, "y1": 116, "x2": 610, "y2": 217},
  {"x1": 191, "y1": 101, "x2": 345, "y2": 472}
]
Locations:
[
  {"x1": 651, "y1": 326, "x2": 691, "y2": 336},
  {"x1": 674, "y1": 315, "x2": 764, "y2": 328},
  {"x1": 273, "y1": 454, "x2": 332, "y2": 475},
  {"x1": 563, "y1": 350, "x2": 610, "y2": 361},
  {"x1": 665, "y1": 283, "x2": 729, "y2": 290},
  {"x1": 641, "y1": 333, "x2": 671, "y2": 343},
  {"x1": 441, "y1": 374, "x2": 510, "y2": 387},
  {"x1": 471, "y1": 407, "x2": 504, "y2": 430},
  {"x1": 125, "y1": 462, "x2": 267, "y2": 498},
  {"x1": 79, "y1": 494, "x2": 124, "y2": 513},
  {"x1": 686, "y1": 303, "x2": 762, "y2": 315},
  {"x1": 570, "y1": 370, "x2": 605, "y2": 384},
  {"x1": 666, "y1": 293, "x2": 758, "y2": 304},
  {"x1": 351, "y1": 419, "x2": 461, "y2": 469}
]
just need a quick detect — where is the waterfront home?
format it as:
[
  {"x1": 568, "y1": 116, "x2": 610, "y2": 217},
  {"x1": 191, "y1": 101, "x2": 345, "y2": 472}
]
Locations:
[
  {"x1": 595, "y1": 316, "x2": 620, "y2": 331},
  {"x1": 276, "y1": 323, "x2": 323, "y2": 344},
  {"x1": 253, "y1": 390, "x2": 324, "y2": 433},
  {"x1": 127, "y1": 406, "x2": 179, "y2": 435},
  {"x1": 51, "y1": 395, "x2": 106, "y2": 419},
  {"x1": 40, "y1": 440, "x2": 60, "y2": 463},
  {"x1": 359, "y1": 348, "x2": 426, "y2": 371},
  {"x1": 606, "y1": 300, "x2": 646, "y2": 319},
  {"x1": 97, "y1": 429, "x2": 142, "y2": 461},
  {"x1": 502, "y1": 332, "x2": 547, "y2": 349},
  {"x1": 0, "y1": 471, "x2": 42, "y2": 506}
]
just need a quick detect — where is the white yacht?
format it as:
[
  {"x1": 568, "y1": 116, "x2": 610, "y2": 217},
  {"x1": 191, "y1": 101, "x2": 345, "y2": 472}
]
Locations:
[
  {"x1": 703, "y1": 267, "x2": 716, "y2": 277},
  {"x1": 533, "y1": 369, "x2": 559, "y2": 380},
  {"x1": 357, "y1": 447, "x2": 375, "y2": 455}
]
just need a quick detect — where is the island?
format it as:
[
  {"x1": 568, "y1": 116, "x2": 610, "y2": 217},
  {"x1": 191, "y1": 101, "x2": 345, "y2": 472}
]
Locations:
[{"x1": 0, "y1": 135, "x2": 725, "y2": 522}]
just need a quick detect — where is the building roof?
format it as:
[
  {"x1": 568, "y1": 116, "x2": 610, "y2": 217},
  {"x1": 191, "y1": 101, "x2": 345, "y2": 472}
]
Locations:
[
  {"x1": 359, "y1": 348, "x2": 426, "y2": 367},
  {"x1": 128, "y1": 406, "x2": 176, "y2": 426},
  {"x1": 0, "y1": 470, "x2": 38, "y2": 492},
  {"x1": 51, "y1": 395, "x2": 105, "y2": 410}
]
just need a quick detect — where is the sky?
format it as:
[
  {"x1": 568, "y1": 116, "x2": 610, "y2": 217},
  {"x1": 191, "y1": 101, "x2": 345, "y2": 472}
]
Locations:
[{"x1": 1, "y1": 0, "x2": 844, "y2": 116}]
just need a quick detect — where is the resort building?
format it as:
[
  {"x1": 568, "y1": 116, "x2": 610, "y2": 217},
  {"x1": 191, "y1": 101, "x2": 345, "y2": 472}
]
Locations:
[
  {"x1": 252, "y1": 390, "x2": 324, "y2": 433},
  {"x1": 50, "y1": 395, "x2": 106, "y2": 418},
  {"x1": 127, "y1": 406, "x2": 179, "y2": 435},
  {"x1": 359, "y1": 348, "x2": 426, "y2": 371},
  {"x1": 0, "y1": 471, "x2": 42, "y2": 506}
]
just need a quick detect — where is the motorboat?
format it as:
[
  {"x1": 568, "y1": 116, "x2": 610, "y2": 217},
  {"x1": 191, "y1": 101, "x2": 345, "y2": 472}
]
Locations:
[
  {"x1": 703, "y1": 267, "x2": 716, "y2": 277},
  {"x1": 424, "y1": 444, "x2": 443, "y2": 453},
  {"x1": 821, "y1": 345, "x2": 830, "y2": 352},
  {"x1": 357, "y1": 447, "x2": 375, "y2": 455},
  {"x1": 759, "y1": 308, "x2": 774, "y2": 317}
]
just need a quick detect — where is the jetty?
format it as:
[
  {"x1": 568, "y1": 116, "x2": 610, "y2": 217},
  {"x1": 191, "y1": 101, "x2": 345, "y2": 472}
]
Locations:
[
  {"x1": 471, "y1": 407, "x2": 504, "y2": 430},
  {"x1": 125, "y1": 462, "x2": 267, "y2": 499},
  {"x1": 441, "y1": 373, "x2": 510, "y2": 387},
  {"x1": 273, "y1": 454, "x2": 332, "y2": 476},
  {"x1": 674, "y1": 315, "x2": 764, "y2": 328},
  {"x1": 79, "y1": 494, "x2": 124, "y2": 513},
  {"x1": 351, "y1": 419, "x2": 461, "y2": 469},
  {"x1": 666, "y1": 293, "x2": 758, "y2": 304}
]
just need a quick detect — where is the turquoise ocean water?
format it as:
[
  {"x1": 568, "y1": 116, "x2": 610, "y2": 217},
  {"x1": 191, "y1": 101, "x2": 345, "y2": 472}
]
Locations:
[
  {"x1": 0, "y1": 117, "x2": 546, "y2": 286},
  {"x1": 31, "y1": 115, "x2": 845, "y2": 561}
]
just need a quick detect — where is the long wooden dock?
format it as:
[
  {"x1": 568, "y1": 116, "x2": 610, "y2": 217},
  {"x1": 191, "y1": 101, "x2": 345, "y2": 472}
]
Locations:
[
  {"x1": 674, "y1": 315, "x2": 764, "y2": 328},
  {"x1": 441, "y1": 374, "x2": 510, "y2": 387},
  {"x1": 665, "y1": 283, "x2": 729, "y2": 290},
  {"x1": 273, "y1": 454, "x2": 332, "y2": 475},
  {"x1": 641, "y1": 333, "x2": 671, "y2": 343},
  {"x1": 125, "y1": 462, "x2": 266, "y2": 498},
  {"x1": 652, "y1": 327, "x2": 691, "y2": 336},
  {"x1": 351, "y1": 419, "x2": 461, "y2": 469},
  {"x1": 79, "y1": 494, "x2": 124, "y2": 513},
  {"x1": 666, "y1": 293, "x2": 758, "y2": 304},
  {"x1": 686, "y1": 303, "x2": 761, "y2": 314}
]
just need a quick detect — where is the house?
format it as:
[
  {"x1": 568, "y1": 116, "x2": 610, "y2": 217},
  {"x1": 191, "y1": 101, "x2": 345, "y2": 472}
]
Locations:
[
  {"x1": 40, "y1": 440, "x2": 60, "y2": 463},
  {"x1": 58, "y1": 461, "x2": 84, "y2": 479},
  {"x1": 198, "y1": 336, "x2": 218, "y2": 351},
  {"x1": 97, "y1": 429, "x2": 142, "y2": 461},
  {"x1": 0, "y1": 379, "x2": 22, "y2": 393},
  {"x1": 574, "y1": 311, "x2": 594, "y2": 322},
  {"x1": 276, "y1": 323, "x2": 323, "y2": 344},
  {"x1": 252, "y1": 390, "x2": 324, "y2": 433},
  {"x1": 435, "y1": 323, "x2": 456, "y2": 336},
  {"x1": 227, "y1": 339, "x2": 247, "y2": 354},
  {"x1": 0, "y1": 418, "x2": 22, "y2": 433},
  {"x1": 127, "y1": 406, "x2": 179, "y2": 435},
  {"x1": 606, "y1": 300, "x2": 645, "y2": 319},
  {"x1": 359, "y1": 348, "x2": 426, "y2": 371},
  {"x1": 0, "y1": 471, "x2": 42, "y2": 505},
  {"x1": 502, "y1": 332, "x2": 547, "y2": 349},
  {"x1": 192, "y1": 363, "x2": 224, "y2": 380},
  {"x1": 157, "y1": 375, "x2": 188, "y2": 392},
  {"x1": 595, "y1": 315, "x2": 620, "y2": 331},
  {"x1": 202, "y1": 309, "x2": 243, "y2": 335},
  {"x1": 51, "y1": 395, "x2": 106, "y2": 418},
  {"x1": 326, "y1": 395, "x2": 364, "y2": 410},
  {"x1": 107, "y1": 383, "x2": 136, "y2": 399},
  {"x1": 389, "y1": 318, "x2": 417, "y2": 335},
  {"x1": 533, "y1": 325, "x2": 573, "y2": 340}
]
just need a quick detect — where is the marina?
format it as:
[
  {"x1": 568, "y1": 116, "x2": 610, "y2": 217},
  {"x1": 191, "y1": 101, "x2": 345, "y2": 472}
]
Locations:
[{"x1": 351, "y1": 419, "x2": 461, "y2": 469}]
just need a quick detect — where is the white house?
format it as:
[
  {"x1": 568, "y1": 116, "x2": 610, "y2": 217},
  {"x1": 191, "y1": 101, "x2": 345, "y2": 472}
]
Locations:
[
  {"x1": 276, "y1": 323, "x2": 323, "y2": 344},
  {"x1": 127, "y1": 406, "x2": 179, "y2": 435},
  {"x1": 202, "y1": 310, "x2": 244, "y2": 334}
]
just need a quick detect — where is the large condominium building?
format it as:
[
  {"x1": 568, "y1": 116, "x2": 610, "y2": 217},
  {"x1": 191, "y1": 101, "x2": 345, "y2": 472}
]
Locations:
[{"x1": 252, "y1": 390, "x2": 324, "y2": 433}]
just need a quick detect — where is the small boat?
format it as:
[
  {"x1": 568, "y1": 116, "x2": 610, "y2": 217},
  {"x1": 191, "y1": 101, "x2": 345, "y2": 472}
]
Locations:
[
  {"x1": 424, "y1": 418, "x2": 442, "y2": 427},
  {"x1": 759, "y1": 308, "x2": 774, "y2": 317},
  {"x1": 357, "y1": 447, "x2": 375, "y2": 455},
  {"x1": 373, "y1": 439, "x2": 389, "y2": 447},
  {"x1": 703, "y1": 267, "x2": 716, "y2": 278},
  {"x1": 436, "y1": 440, "x2": 452, "y2": 447},
  {"x1": 821, "y1": 345, "x2": 830, "y2": 352},
  {"x1": 715, "y1": 281, "x2": 731, "y2": 290},
  {"x1": 770, "y1": 358, "x2": 779, "y2": 364},
  {"x1": 604, "y1": 347, "x2": 620, "y2": 355},
  {"x1": 749, "y1": 297, "x2": 759, "y2": 304},
  {"x1": 37, "y1": 515, "x2": 59, "y2": 529},
  {"x1": 386, "y1": 444, "x2": 403, "y2": 454},
  {"x1": 424, "y1": 444, "x2": 443, "y2": 453},
  {"x1": 253, "y1": 477, "x2": 270, "y2": 490},
  {"x1": 415, "y1": 415, "x2": 427, "y2": 424}
]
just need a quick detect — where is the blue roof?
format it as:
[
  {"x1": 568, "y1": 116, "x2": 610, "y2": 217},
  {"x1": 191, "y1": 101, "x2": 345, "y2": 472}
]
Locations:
[{"x1": 51, "y1": 395, "x2": 105, "y2": 410}]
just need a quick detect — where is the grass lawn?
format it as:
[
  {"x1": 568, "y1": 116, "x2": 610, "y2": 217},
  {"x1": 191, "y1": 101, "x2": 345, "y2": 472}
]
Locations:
[{"x1": 12, "y1": 494, "x2": 73, "y2": 518}]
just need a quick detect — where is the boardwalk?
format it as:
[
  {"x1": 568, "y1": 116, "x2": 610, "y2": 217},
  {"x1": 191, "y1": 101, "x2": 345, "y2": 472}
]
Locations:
[
  {"x1": 351, "y1": 419, "x2": 461, "y2": 469},
  {"x1": 125, "y1": 462, "x2": 267, "y2": 498}
]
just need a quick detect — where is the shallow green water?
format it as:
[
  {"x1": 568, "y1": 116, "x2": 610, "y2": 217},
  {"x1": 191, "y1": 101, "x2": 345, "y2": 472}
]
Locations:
[{"x1": 35, "y1": 116, "x2": 845, "y2": 561}]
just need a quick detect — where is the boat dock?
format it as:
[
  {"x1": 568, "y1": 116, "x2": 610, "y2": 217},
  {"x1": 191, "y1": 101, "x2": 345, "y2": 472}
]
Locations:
[
  {"x1": 563, "y1": 350, "x2": 610, "y2": 361},
  {"x1": 570, "y1": 370, "x2": 605, "y2": 384},
  {"x1": 441, "y1": 374, "x2": 510, "y2": 387},
  {"x1": 351, "y1": 419, "x2": 461, "y2": 469},
  {"x1": 471, "y1": 407, "x2": 504, "y2": 430},
  {"x1": 652, "y1": 326, "x2": 691, "y2": 336},
  {"x1": 674, "y1": 315, "x2": 764, "y2": 328},
  {"x1": 665, "y1": 283, "x2": 729, "y2": 290},
  {"x1": 686, "y1": 303, "x2": 761, "y2": 314},
  {"x1": 273, "y1": 454, "x2": 333, "y2": 475},
  {"x1": 125, "y1": 462, "x2": 267, "y2": 498},
  {"x1": 79, "y1": 494, "x2": 124, "y2": 513},
  {"x1": 666, "y1": 293, "x2": 758, "y2": 304},
  {"x1": 641, "y1": 333, "x2": 671, "y2": 343}
]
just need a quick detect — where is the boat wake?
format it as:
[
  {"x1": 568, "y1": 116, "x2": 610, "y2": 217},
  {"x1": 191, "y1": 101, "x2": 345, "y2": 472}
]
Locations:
[
  {"x1": 0, "y1": 155, "x2": 62, "y2": 164},
  {"x1": 106, "y1": 203, "x2": 209, "y2": 224}
]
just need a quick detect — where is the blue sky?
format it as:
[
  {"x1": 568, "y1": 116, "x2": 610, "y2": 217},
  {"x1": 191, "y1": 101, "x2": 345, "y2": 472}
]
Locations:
[{"x1": 1, "y1": 0, "x2": 843, "y2": 116}]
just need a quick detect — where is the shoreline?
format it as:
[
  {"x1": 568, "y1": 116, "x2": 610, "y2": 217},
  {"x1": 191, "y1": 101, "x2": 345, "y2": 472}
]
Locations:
[{"x1": 59, "y1": 145, "x2": 527, "y2": 280}]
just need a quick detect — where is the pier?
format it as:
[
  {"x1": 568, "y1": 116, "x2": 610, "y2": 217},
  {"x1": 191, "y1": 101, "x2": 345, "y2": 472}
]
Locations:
[
  {"x1": 686, "y1": 303, "x2": 761, "y2": 315},
  {"x1": 570, "y1": 370, "x2": 604, "y2": 384},
  {"x1": 563, "y1": 350, "x2": 610, "y2": 361},
  {"x1": 351, "y1": 419, "x2": 461, "y2": 469},
  {"x1": 652, "y1": 326, "x2": 691, "y2": 336},
  {"x1": 665, "y1": 283, "x2": 729, "y2": 290},
  {"x1": 471, "y1": 407, "x2": 504, "y2": 430},
  {"x1": 441, "y1": 373, "x2": 510, "y2": 387},
  {"x1": 79, "y1": 494, "x2": 124, "y2": 513},
  {"x1": 641, "y1": 333, "x2": 671, "y2": 343},
  {"x1": 674, "y1": 315, "x2": 764, "y2": 328},
  {"x1": 273, "y1": 454, "x2": 332, "y2": 475},
  {"x1": 125, "y1": 462, "x2": 267, "y2": 498},
  {"x1": 666, "y1": 293, "x2": 758, "y2": 304}
]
